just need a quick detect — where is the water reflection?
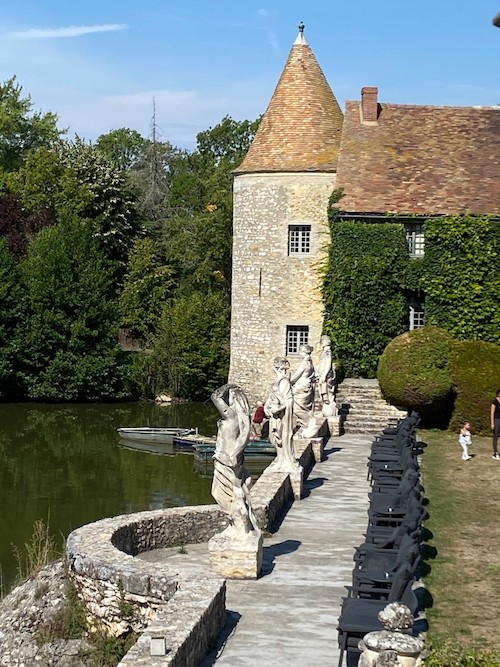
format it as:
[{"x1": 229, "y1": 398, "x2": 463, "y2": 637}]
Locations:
[{"x1": 0, "y1": 401, "x2": 217, "y2": 594}]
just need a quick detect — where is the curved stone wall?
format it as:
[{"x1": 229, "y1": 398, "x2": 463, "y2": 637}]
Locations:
[{"x1": 67, "y1": 505, "x2": 228, "y2": 637}]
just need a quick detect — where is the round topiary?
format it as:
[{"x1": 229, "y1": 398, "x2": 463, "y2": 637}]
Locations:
[{"x1": 377, "y1": 326, "x2": 455, "y2": 424}]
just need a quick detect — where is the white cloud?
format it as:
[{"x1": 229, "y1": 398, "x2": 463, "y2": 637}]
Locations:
[{"x1": 9, "y1": 24, "x2": 128, "y2": 39}]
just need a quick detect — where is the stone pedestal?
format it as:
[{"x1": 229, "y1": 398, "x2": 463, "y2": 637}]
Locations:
[
  {"x1": 358, "y1": 603, "x2": 425, "y2": 667},
  {"x1": 358, "y1": 631, "x2": 424, "y2": 667},
  {"x1": 208, "y1": 530, "x2": 263, "y2": 580},
  {"x1": 289, "y1": 467, "x2": 304, "y2": 500},
  {"x1": 310, "y1": 437, "x2": 324, "y2": 463},
  {"x1": 327, "y1": 415, "x2": 341, "y2": 437}
]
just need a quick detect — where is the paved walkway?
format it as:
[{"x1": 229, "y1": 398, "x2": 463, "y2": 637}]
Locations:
[
  {"x1": 140, "y1": 433, "x2": 373, "y2": 666},
  {"x1": 204, "y1": 433, "x2": 373, "y2": 667}
]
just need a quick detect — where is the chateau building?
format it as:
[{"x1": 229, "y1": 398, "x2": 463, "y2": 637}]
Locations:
[{"x1": 229, "y1": 26, "x2": 500, "y2": 402}]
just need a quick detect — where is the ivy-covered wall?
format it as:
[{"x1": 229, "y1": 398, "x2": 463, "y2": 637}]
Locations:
[
  {"x1": 322, "y1": 216, "x2": 409, "y2": 377},
  {"x1": 322, "y1": 207, "x2": 500, "y2": 380},
  {"x1": 423, "y1": 215, "x2": 500, "y2": 342}
]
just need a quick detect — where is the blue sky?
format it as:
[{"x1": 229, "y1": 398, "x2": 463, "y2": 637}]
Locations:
[{"x1": 1, "y1": 0, "x2": 499, "y2": 148}]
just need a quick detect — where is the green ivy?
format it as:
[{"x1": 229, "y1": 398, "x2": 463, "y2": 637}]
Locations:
[
  {"x1": 322, "y1": 220, "x2": 409, "y2": 377},
  {"x1": 423, "y1": 216, "x2": 500, "y2": 342}
]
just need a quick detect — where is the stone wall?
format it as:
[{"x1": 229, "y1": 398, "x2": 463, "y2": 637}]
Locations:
[
  {"x1": 229, "y1": 171, "x2": 336, "y2": 405},
  {"x1": 67, "y1": 505, "x2": 228, "y2": 637}
]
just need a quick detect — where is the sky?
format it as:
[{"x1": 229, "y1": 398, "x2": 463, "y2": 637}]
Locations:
[{"x1": 0, "y1": 0, "x2": 499, "y2": 149}]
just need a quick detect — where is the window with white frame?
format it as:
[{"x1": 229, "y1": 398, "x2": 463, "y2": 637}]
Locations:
[
  {"x1": 288, "y1": 225, "x2": 311, "y2": 255},
  {"x1": 409, "y1": 305, "x2": 425, "y2": 330},
  {"x1": 286, "y1": 325, "x2": 309, "y2": 355},
  {"x1": 406, "y1": 223, "x2": 425, "y2": 257}
]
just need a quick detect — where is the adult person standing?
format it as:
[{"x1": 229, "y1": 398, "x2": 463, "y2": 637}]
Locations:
[
  {"x1": 491, "y1": 389, "x2": 500, "y2": 460},
  {"x1": 251, "y1": 401, "x2": 266, "y2": 439}
]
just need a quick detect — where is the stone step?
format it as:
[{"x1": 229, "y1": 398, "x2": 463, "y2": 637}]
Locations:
[{"x1": 337, "y1": 378, "x2": 406, "y2": 434}]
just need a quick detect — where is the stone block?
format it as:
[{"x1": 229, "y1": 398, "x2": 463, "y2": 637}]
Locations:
[
  {"x1": 310, "y1": 437, "x2": 324, "y2": 463},
  {"x1": 289, "y1": 467, "x2": 304, "y2": 500},
  {"x1": 208, "y1": 531, "x2": 263, "y2": 579}
]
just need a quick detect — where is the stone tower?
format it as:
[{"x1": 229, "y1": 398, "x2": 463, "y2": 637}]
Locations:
[{"x1": 229, "y1": 26, "x2": 343, "y2": 403}]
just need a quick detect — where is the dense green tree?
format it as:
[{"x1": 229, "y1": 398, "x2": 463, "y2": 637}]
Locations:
[
  {"x1": 15, "y1": 217, "x2": 133, "y2": 401},
  {"x1": 142, "y1": 291, "x2": 230, "y2": 401},
  {"x1": 119, "y1": 238, "x2": 175, "y2": 340},
  {"x1": 162, "y1": 116, "x2": 259, "y2": 295},
  {"x1": 0, "y1": 76, "x2": 63, "y2": 179},
  {"x1": 0, "y1": 238, "x2": 22, "y2": 396},
  {"x1": 95, "y1": 128, "x2": 148, "y2": 171},
  {"x1": 7, "y1": 140, "x2": 141, "y2": 267}
]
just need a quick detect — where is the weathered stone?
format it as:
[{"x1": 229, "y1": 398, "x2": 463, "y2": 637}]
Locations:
[{"x1": 208, "y1": 531, "x2": 263, "y2": 579}]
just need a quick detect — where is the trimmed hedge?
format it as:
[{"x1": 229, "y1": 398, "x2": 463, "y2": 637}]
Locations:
[
  {"x1": 322, "y1": 220, "x2": 409, "y2": 377},
  {"x1": 377, "y1": 326, "x2": 454, "y2": 423},
  {"x1": 449, "y1": 339, "x2": 500, "y2": 435}
]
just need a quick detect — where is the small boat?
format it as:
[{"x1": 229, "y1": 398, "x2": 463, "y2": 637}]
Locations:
[
  {"x1": 173, "y1": 433, "x2": 217, "y2": 450},
  {"x1": 117, "y1": 427, "x2": 197, "y2": 445},
  {"x1": 192, "y1": 439, "x2": 276, "y2": 462}
]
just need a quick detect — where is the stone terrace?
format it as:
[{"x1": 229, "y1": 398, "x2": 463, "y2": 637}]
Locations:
[{"x1": 139, "y1": 433, "x2": 373, "y2": 666}]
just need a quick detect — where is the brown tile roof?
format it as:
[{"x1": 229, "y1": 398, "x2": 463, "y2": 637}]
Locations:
[
  {"x1": 235, "y1": 39, "x2": 343, "y2": 174},
  {"x1": 336, "y1": 101, "x2": 500, "y2": 215}
]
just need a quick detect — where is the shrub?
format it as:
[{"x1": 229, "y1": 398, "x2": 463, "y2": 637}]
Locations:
[
  {"x1": 449, "y1": 339, "x2": 500, "y2": 435},
  {"x1": 377, "y1": 326, "x2": 455, "y2": 424}
]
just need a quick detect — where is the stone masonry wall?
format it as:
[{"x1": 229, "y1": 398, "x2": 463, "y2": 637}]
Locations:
[
  {"x1": 229, "y1": 171, "x2": 336, "y2": 405},
  {"x1": 67, "y1": 505, "x2": 228, "y2": 637}
]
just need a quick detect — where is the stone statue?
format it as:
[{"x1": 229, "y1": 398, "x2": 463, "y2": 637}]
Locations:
[
  {"x1": 290, "y1": 344, "x2": 317, "y2": 436},
  {"x1": 317, "y1": 334, "x2": 337, "y2": 417},
  {"x1": 264, "y1": 357, "x2": 300, "y2": 472},
  {"x1": 210, "y1": 384, "x2": 259, "y2": 538}
]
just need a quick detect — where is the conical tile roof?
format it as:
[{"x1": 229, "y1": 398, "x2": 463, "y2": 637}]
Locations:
[{"x1": 235, "y1": 29, "x2": 343, "y2": 174}]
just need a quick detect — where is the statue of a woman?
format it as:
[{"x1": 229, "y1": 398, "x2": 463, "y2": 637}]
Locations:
[
  {"x1": 264, "y1": 358, "x2": 299, "y2": 471},
  {"x1": 211, "y1": 384, "x2": 258, "y2": 537},
  {"x1": 290, "y1": 344, "x2": 316, "y2": 431},
  {"x1": 317, "y1": 335, "x2": 337, "y2": 417}
]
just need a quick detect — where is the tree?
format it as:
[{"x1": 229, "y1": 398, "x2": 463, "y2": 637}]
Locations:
[
  {"x1": 96, "y1": 128, "x2": 148, "y2": 171},
  {"x1": 161, "y1": 116, "x2": 260, "y2": 295},
  {"x1": 0, "y1": 238, "x2": 22, "y2": 396},
  {"x1": 0, "y1": 76, "x2": 63, "y2": 178},
  {"x1": 15, "y1": 217, "x2": 134, "y2": 401},
  {"x1": 143, "y1": 291, "x2": 230, "y2": 401},
  {"x1": 7, "y1": 140, "x2": 142, "y2": 268},
  {"x1": 119, "y1": 238, "x2": 175, "y2": 340}
]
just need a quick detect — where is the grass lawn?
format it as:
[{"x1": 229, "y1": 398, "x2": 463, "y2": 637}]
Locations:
[{"x1": 420, "y1": 428, "x2": 500, "y2": 653}]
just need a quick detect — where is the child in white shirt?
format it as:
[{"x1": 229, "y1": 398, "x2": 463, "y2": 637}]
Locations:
[{"x1": 459, "y1": 422, "x2": 472, "y2": 461}]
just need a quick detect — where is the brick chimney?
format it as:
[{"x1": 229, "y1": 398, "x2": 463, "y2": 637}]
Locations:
[{"x1": 361, "y1": 86, "x2": 379, "y2": 122}]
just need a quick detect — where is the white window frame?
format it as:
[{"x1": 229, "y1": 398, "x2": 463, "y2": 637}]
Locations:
[
  {"x1": 409, "y1": 305, "x2": 425, "y2": 330},
  {"x1": 288, "y1": 225, "x2": 311, "y2": 256},
  {"x1": 406, "y1": 223, "x2": 425, "y2": 258},
  {"x1": 286, "y1": 325, "x2": 309, "y2": 355}
]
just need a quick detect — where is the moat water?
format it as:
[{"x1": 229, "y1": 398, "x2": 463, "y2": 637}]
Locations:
[{"x1": 0, "y1": 401, "x2": 218, "y2": 595}]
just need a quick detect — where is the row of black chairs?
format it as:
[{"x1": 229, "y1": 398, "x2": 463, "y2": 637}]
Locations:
[{"x1": 337, "y1": 412, "x2": 426, "y2": 667}]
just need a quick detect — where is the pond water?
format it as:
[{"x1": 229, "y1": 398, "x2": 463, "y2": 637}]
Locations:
[{"x1": 0, "y1": 401, "x2": 219, "y2": 595}]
